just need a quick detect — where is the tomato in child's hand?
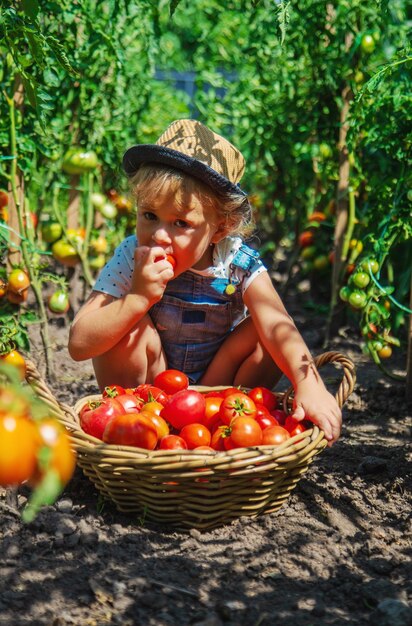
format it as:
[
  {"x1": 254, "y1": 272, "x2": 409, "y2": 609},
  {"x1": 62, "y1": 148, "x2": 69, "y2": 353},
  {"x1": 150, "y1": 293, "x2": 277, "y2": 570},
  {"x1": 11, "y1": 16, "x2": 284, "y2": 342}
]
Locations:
[
  {"x1": 161, "y1": 389, "x2": 205, "y2": 430},
  {"x1": 180, "y1": 423, "x2": 211, "y2": 449},
  {"x1": 103, "y1": 413, "x2": 158, "y2": 449},
  {"x1": 154, "y1": 254, "x2": 176, "y2": 271},
  {"x1": 261, "y1": 425, "x2": 290, "y2": 446},
  {"x1": 154, "y1": 368, "x2": 189, "y2": 395},
  {"x1": 158, "y1": 434, "x2": 188, "y2": 450},
  {"x1": 218, "y1": 392, "x2": 257, "y2": 425},
  {"x1": 248, "y1": 387, "x2": 277, "y2": 411}
]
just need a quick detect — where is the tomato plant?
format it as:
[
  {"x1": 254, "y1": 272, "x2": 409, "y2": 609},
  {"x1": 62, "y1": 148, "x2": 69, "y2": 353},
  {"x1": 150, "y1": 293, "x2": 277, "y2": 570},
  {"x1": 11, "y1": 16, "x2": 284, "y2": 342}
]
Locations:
[{"x1": 153, "y1": 368, "x2": 189, "y2": 395}]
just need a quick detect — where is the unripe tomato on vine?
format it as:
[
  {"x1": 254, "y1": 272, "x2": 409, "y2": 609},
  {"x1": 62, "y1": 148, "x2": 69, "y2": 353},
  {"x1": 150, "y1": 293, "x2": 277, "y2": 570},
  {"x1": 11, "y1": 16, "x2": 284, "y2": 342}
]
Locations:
[
  {"x1": 8, "y1": 269, "x2": 30, "y2": 295},
  {"x1": 1, "y1": 350, "x2": 26, "y2": 380},
  {"x1": 48, "y1": 290, "x2": 70, "y2": 314}
]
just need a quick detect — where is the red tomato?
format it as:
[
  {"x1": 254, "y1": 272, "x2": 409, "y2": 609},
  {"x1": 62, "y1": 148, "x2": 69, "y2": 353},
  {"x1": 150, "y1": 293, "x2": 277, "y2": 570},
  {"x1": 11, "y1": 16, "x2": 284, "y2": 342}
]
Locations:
[
  {"x1": 79, "y1": 398, "x2": 123, "y2": 440},
  {"x1": 180, "y1": 423, "x2": 211, "y2": 449},
  {"x1": 284, "y1": 416, "x2": 309, "y2": 437},
  {"x1": 102, "y1": 384, "x2": 125, "y2": 398},
  {"x1": 142, "y1": 400, "x2": 164, "y2": 416},
  {"x1": 220, "y1": 386, "x2": 244, "y2": 398},
  {"x1": 211, "y1": 426, "x2": 227, "y2": 451},
  {"x1": 134, "y1": 385, "x2": 168, "y2": 405},
  {"x1": 203, "y1": 390, "x2": 223, "y2": 398},
  {"x1": 270, "y1": 409, "x2": 288, "y2": 426},
  {"x1": 262, "y1": 425, "x2": 290, "y2": 445},
  {"x1": 139, "y1": 410, "x2": 169, "y2": 439},
  {"x1": 203, "y1": 396, "x2": 224, "y2": 431},
  {"x1": 225, "y1": 416, "x2": 262, "y2": 449},
  {"x1": 158, "y1": 434, "x2": 188, "y2": 450},
  {"x1": 103, "y1": 413, "x2": 158, "y2": 449},
  {"x1": 161, "y1": 389, "x2": 206, "y2": 430},
  {"x1": 248, "y1": 387, "x2": 277, "y2": 411},
  {"x1": 219, "y1": 392, "x2": 257, "y2": 425},
  {"x1": 115, "y1": 393, "x2": 144, "y2": 414},
  {"x1": 154, "y1": 368, "x2": 189, "y2": 395},
  {"x1": 254, "y1": 406, "x2": 280, "y2": 430}
]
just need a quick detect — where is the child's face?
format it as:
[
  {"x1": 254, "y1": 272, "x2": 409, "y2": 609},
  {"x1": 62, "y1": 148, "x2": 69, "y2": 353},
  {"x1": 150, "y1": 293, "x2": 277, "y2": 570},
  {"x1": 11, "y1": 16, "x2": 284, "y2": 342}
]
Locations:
[{"x1": 136, "y1": 183, "x2": 224, "y2": 273}]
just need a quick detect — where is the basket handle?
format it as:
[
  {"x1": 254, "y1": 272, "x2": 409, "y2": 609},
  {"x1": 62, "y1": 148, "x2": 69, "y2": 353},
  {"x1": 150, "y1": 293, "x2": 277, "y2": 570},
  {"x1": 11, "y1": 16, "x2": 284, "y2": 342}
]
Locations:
[
  {"x1": 282, "y1": 350, "x2": 356, "y2": 412},
  {"x1": 24, "y1": 358, "x2": 69, "y2": 420}
]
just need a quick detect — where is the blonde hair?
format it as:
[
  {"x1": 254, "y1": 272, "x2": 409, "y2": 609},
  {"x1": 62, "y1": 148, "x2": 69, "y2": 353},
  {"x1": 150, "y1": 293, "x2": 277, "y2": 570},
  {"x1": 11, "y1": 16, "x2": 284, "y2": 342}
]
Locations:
[{"x1": 128, "y1": 164, "x2": 254, "y2": 238}]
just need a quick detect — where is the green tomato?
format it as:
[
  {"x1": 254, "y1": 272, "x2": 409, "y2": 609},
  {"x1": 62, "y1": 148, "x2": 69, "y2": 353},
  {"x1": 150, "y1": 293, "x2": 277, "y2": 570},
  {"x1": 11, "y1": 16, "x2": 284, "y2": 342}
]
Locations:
[
  {"x1": 313, "y1": 255, "x2": 330, "y2": 271},
  {"x1": 62, "y1": 148, "x2": 99, "y2": 175},
  {"x1": 351, "y1": 271, "x2": 370, "y2": 289},
  {"x1": 41, "y1": 222, "x2": 63, "y2": 244},
  {"x1": 88, "y1": 254, "x2": 106, "y2": 270},
  {"x1": 52, "y1": 239, "x2": 80, "y2": 267},
  {"x1": 301, "y1": 245, "x2": 317, "y2": 260},
  {"x1": 361, "y1": 34, "x2": 376, "y2": 54},
  {"x1": 361, "y1": 258, "x2": 379, "y2": 274},
  {"x1": 407, "y1": 189, "x2": 412, "y2": 202},
  {"x1": 99, "y1": 202, "x2": 118, "y2": 219},
  {"x1": 339, "y1": 286, "x2": 351, "y2": 302},
  {"x1": 348, "y1": 290, "x2": 367, "y2": 309},
  {"x1": 318, "y1": 143, "x2": 333, "y2": 159},
  {"x1": 91, "y1": 192, "x2": 106, "y2": 209},
  {"x1": 48, "y1": 290, "x2": 70, "y2": 314}
]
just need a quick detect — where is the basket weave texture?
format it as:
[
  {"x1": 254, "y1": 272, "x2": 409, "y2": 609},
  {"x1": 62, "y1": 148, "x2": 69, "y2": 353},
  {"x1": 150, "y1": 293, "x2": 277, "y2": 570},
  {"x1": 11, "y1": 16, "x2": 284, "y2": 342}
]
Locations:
[{"x1": 25, "y1": 351, "x2": 355, "y2": 530}]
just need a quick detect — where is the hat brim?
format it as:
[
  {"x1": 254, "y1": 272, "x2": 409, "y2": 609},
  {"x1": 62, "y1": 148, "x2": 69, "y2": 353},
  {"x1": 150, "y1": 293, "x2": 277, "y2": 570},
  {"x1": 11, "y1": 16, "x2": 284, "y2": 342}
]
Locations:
[{"x1": 122, "y1": 145, "x2": 245, "y2": 197}]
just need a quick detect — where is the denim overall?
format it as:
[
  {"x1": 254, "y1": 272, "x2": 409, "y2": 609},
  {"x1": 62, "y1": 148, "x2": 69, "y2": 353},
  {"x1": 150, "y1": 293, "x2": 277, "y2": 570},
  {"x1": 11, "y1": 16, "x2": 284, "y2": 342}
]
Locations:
[{"x1": 149, "y1": 244, "x2": 261, "y2": 383}]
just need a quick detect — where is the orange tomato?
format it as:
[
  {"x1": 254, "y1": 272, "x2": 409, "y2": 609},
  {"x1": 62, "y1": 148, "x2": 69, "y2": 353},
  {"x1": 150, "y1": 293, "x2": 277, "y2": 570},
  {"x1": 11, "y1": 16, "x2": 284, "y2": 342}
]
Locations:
[
  {"x1": 33, "y1": 418, "x2": 76, "y2": 485},
  {"x1": 1, "y1": 350, "x2": 26, "y2": 380},
  {"x1": 0, "y1": 414, "x2": 39, "y2": 486},
  {"x1": 308, "y1": 211, "x2": 326, "y2": 223},
  {"x1": 261, "y1": 425, "x2": 290, "y2": 445},
  {"x1": 8, "y1": 269, "x2": 30, "y2": 294}
]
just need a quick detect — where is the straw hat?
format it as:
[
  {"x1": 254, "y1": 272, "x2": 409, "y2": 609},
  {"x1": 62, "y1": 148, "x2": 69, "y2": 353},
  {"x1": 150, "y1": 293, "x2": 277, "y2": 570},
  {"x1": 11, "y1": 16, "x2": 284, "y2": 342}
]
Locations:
[{"x1": 122, "y1": 119, "x2": 246, "y2": 196}]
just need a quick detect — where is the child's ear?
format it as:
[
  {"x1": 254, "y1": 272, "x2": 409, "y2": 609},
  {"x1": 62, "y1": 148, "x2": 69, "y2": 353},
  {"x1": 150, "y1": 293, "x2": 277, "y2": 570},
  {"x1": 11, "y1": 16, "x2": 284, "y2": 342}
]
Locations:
[{"x1": 211, "y1": 222, "x2": 229, "y2": 243}]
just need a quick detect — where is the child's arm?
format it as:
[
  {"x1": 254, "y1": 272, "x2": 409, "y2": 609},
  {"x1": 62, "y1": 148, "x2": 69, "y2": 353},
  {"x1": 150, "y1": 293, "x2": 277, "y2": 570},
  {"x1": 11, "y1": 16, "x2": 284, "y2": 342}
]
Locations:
[
  {"x1": 68, "y1": 245, "x2": 174, "y2": 361},
  {"x1": 243, "y1": 272, "x2": 342, "y2": 445}
]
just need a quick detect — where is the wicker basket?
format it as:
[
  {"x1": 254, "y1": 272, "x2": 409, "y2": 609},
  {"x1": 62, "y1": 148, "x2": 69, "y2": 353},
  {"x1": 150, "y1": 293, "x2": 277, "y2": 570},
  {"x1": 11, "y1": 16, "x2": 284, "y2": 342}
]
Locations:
[{"x1": 25, "y1": 351, "x2": 355, "y2": 530}]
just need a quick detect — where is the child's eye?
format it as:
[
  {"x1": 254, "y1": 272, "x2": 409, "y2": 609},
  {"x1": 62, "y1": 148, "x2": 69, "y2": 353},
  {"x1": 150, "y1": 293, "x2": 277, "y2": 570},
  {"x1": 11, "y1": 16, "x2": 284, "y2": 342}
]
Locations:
[
  {"x1": 142, "y1": 211, "x2": 157, "y2": 221},
  {"x1": 175, "y1": 219, "x2": 189, "y2": 228}
]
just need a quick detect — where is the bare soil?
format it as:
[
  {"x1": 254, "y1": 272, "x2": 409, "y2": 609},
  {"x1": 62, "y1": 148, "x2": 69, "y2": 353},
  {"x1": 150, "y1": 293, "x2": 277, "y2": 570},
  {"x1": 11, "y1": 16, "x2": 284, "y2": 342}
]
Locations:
[{"x1": 1, "y1": 297, "x2": 411, "y2": 626}]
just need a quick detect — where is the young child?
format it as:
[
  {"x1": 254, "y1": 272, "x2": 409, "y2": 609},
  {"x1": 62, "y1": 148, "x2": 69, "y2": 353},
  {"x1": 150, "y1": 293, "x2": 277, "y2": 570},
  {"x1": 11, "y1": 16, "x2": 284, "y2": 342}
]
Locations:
[{"x1": 69, "y1": 119, "x2": 342, "y2": 445}]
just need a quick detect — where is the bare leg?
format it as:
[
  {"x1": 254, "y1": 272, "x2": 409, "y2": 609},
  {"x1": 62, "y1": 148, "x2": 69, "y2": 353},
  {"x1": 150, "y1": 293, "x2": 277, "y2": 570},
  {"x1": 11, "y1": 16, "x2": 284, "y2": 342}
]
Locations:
[
  {"x1": 199, "y1": 316, "x2": 283, "y2": 389},
  {"x1": 92, "y1": 314, "x2": 167, "y2": 391}
]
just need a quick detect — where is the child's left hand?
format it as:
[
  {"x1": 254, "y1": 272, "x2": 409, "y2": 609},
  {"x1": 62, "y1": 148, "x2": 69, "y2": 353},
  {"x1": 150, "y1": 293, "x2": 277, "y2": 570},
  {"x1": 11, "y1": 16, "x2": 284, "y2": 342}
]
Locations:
[{"x1": 291, "y1": 382, "x2": 342, "y2": 446}]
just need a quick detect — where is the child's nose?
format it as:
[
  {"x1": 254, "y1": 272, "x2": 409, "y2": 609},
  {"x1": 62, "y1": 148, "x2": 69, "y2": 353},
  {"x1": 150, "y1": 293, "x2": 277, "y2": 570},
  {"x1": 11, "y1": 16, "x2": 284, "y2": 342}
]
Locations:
[{"x1": 152, "y1": 227, "x2": 171, "y2": 244}]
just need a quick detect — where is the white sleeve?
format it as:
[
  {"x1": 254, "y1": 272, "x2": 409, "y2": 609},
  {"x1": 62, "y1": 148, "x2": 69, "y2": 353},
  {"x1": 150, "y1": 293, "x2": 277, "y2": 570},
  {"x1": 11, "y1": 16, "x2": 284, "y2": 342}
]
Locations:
[
  {"x1": 93, "y1": 235, "x2": 137, "y2": 298},
  {"x1": 241, "y1": 264, "x2": 267, "y2": 294}
]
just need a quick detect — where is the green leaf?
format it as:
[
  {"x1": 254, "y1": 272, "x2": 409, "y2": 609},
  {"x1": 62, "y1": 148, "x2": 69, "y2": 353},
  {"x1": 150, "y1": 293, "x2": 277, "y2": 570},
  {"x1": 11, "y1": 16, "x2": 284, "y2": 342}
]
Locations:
[{"x1": 21, "y1": 0, "x2": 39, "y2": 20}]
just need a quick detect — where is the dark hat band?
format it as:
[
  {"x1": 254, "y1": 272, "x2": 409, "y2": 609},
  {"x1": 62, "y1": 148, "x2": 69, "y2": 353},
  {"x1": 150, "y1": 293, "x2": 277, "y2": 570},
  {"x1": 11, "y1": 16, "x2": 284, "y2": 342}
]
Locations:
[{"x1": 122, "y1": 145, "x2": 246, "y2": 197}]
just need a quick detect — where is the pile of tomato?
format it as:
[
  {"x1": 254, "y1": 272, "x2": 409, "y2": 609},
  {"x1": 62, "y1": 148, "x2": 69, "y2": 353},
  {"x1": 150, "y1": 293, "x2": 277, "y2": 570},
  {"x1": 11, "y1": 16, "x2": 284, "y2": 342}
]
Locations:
[{"x1": 79, "y1": 369, "x2": 311, "y2": 452}]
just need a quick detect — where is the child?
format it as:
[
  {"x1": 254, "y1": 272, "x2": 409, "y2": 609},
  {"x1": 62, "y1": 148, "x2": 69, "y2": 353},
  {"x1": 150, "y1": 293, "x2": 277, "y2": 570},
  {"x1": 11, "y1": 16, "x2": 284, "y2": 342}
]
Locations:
[{"x1": 69, "y1": 119, "x2": 342, "y2": 445}]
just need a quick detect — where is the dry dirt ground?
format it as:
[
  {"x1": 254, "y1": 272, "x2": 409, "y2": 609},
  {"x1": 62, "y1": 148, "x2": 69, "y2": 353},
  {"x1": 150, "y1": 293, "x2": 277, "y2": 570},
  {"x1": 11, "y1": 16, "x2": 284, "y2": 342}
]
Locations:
[{"x1": 0, "y1": 299, "x2": 411, "y2": 626}]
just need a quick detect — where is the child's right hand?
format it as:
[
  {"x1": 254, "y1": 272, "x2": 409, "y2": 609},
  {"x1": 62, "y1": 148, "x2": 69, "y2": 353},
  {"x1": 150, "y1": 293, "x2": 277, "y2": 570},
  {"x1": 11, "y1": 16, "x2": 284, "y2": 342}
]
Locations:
[{"x1": 130, "y1": 246, "x2": 174, "y2": 304}]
